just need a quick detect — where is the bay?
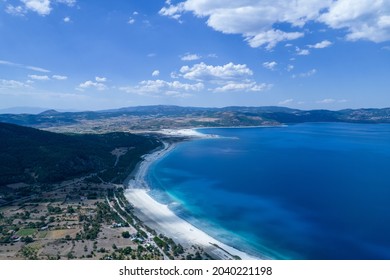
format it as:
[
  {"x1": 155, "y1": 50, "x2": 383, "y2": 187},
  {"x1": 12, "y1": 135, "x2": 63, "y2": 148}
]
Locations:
[{"x1": 146, "y1": 123, "x2": 390, "y2": 259}]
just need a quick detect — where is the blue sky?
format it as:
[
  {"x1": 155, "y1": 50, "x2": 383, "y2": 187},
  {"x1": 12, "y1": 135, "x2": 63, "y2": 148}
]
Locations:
[{"x1": 0, "y1": 0, "x2": 389, "y2": 111}]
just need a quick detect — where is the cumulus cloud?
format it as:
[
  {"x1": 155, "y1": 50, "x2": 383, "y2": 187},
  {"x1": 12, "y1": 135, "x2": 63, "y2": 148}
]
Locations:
[
  {"x1": 152, "y1": 70, "x2": 160, "y2": 77},
  {"x1": 246, "y1": 30, "x2": 304, "y2": 50},
  {"x1": 160, "y1": 0, "x2": 390, "y2": 48},
  {"x1": 262, "y1": 61, "x2": 277, "y2": 70},
  {"x1": 319, "y1": 0, "x2": 390, "y2": 42},
  {"x1": 63, "y1": 16, "x2": 71, "y2": 23},
  {"x1": 296, "y1": 48, "x2": 310, "y2": 56},
  {"x1": 28, "y1": 74, "x2": 50, "y2": 80},
  {"x1": 6, "y1": 0, "x2": 77, "y2": 16},
  {"x1": 77, "y1": 80, "x2": 107, "y2": 91},
  {"x1": 159, "y1": 1, "x2": 325, "y2": 49},
  {"x1": 181, "y1": 53, "x2": 201, "y2": 61},
  {"x1": 179, "y1": 62, "x2": 253, "y2": 81},
  {"x1": 308, "y1": 40, "x2": 332, "y2": 49},
  {"x1": 52, "y1": 75, "x2": 68, "y2": 80},
  {"x1": 120, "y1": 79, "x2": 204, "y2": 97},
  {"x1": 21, "y1": 0, "x2": 52, "y2": 16},
  {"x1": 128, "y1": 18, "x2": 135, "y2": 24}
]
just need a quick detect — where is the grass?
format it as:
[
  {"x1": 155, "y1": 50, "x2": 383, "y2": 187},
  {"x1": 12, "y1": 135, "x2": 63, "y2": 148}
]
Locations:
[{"x1": 17, "y1": 228, "x2": 37, "y2": 236}]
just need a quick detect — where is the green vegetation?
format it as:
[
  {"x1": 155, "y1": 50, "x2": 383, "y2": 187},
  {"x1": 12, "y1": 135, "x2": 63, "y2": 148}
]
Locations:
[
  {"x1": 0, "y1": 122, "x2": 160, "y2": 198},
  {"x1": 17, "y1": 228, "x2": 36, "y2": 237}
]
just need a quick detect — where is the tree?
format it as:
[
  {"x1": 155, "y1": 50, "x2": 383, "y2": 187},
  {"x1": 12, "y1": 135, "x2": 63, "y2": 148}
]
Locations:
[
  {"x1": 121, "y1": 231, "x2": 130, "y2": 238},
  {"x1": 23, "y1": 236, "x2": 34, "y2": 244}
]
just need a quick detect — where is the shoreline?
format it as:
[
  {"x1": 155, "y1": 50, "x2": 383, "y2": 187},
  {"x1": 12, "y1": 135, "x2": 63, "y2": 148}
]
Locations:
[{"x1": 124, "y1": 136, "x2": 260, "y2": 260}]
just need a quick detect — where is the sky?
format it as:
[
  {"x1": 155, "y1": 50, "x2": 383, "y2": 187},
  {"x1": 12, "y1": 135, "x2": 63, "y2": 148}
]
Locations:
[{"x1": 0, "y1": 0, "x2": 389, "y2": 111}]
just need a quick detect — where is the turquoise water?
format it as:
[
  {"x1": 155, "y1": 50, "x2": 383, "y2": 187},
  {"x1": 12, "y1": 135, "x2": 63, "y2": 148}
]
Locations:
[{"x1": 146, "y1": 123, "x2": 390, "y2": 259}]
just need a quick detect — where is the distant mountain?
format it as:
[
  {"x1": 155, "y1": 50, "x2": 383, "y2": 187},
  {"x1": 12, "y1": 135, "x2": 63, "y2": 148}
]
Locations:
[
  {"x1": 0, "y1": 107, "x2": 50, "y2": 114},
  {"x1": 0, "y1": 106, "x2": 389, "y2": 131},
  {"x1": 0, "y1": 122, "x2": 160, "y2": 186},
  {"x1": 39, "y1": 109, "x2": 61, "y2": 115}
]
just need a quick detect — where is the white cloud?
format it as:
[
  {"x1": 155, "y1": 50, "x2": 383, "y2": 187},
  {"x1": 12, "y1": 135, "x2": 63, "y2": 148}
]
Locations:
[
  {"x1": 21, "y1": 0, "x2": 52, "y2": 16},
  {"x1": 0, "y1": 60, "x2": 18, "y2": 67},
  {"x1": 159, "y1": 1, "x2": 325, "y2": 49},
  {"x1": 152, "y1": 70, "x2": 160, "y2": 77},
  {"x1": 6, "y1": 0, "x2": 77, "y2": 16},
  {"x1": 262, "y1": 61, "x2": 277, "y2": 70},
  {"x1": 292, "y1": 69, "x2": 317, "y2": 78},
  {"x1": 214, "y1": 81, "x2": 271, "y2": 93},
  {"x1": 170, "y1": 71, "x2": 179, "y2": 79},
  {"x1": 28, "y1": 74, "x2": 50, "y2": 80},
  {"x1": 279, "y1": 99, "x2": 294, "y2": 105},
  {"x1": 316, "y1": 98, "x2": 347, "y2": 104},
  {"x1": 128, "y1": 18, "x2": 135, "y2": 24},
  {"x1": 77, "y1": 80, "x2": 107, "y2": 91},
  {"x1": 308, "y1": 40, "x2": 332, "y2": 49},
  {"x1": 52, "y1": 75, "x2": 68, "y2": 80},
  {"x1": 0, "y1": 59, "x2": 50, "y2": 73},
  {"x1": 5, "y1": 5, "x2": 25, "y2": 16},
  {"x1": 319, "y1": 0, "x2": 390, "y2": 42},
  {"x1": 159, "y1": 2, "x2": 185, "y2": 20},
  {"x1": 56, "y1": 0, "x2": 76, "y2": 6},
  {"x1": 181, "y1": 53, "x2": 202, "y2": 61},
  {"x1": 317, "y1": 98, "x2": 336, "y2": 104},
  {"x1": 25, "y1": 65, "x2": 50, "y2": 73},
  {"x1": 247, "y1": 30, "x2": 304, "y2": 50},
  {"x1": 95, "y1": 76, "x2": 107, "y2": 82},
  {"x1": 286, "y1": 64, "x2": 294, "y2": 72},
  {"x1": 120, "y1": 79, "x2": 204, "y2": 97},
  {"x1": 133, "y1": 11, "x2": 139, "y2": 15},
  {"x1": 179, "y1": 62, "x2": 253, "y2": 81},
  {"x1": 296, "y1": 48, "x2": 310, "y2": 56},
  {"x1": 160, "y1": 0, "x2": 390, "y2": 48},
  {"x1": 0, "y1": 79, "x2": 31, "y2": 89},
  {"x1": 63, "y1": 16, "x2": 71, "y2": 23}
]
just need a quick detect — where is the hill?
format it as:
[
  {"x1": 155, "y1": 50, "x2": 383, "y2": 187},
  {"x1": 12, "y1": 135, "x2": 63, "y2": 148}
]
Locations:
[
  {"x1": 0, "y1": 106, "x2": 389, "y2": 134},
  {"x1": 0, "y1": 122, "x2": 160, "y2": 186}
]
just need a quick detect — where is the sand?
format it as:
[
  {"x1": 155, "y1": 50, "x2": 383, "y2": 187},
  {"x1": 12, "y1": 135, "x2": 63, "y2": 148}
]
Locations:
[{"x1": 124, "y1": 134, "x2": 259, "y2": 260}]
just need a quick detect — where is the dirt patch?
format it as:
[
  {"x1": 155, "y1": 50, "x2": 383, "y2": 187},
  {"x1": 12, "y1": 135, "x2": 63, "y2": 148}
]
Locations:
[{"x1": 46, "y1": 229, "x2": 80, "y2": 239}]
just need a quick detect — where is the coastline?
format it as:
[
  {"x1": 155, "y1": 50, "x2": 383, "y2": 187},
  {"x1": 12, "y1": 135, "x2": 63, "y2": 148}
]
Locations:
[{"x1": 124, "y1": 131, "x2": 260, "y2": 260}]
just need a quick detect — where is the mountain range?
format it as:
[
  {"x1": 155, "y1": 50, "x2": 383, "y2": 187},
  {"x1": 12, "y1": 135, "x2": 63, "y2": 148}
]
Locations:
[{"x1": 0, "y1": 106, "x2": 389, "y2": 132}]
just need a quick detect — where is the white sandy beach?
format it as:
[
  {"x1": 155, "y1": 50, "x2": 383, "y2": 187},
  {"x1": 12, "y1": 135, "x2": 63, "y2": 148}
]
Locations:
[{"x1": 124, "y1": 130, "x2": 259, "y2": 260}]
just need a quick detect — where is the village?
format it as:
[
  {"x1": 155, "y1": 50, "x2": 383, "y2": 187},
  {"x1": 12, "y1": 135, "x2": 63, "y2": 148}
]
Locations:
[{"x1": 0, "y1": 178, "x2": 207, "y2": 260}]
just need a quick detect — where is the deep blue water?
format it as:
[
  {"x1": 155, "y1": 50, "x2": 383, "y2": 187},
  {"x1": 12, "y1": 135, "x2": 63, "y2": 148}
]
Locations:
[{"x1": 146, "y1": 123, "x2": 390, "y2": 259}]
